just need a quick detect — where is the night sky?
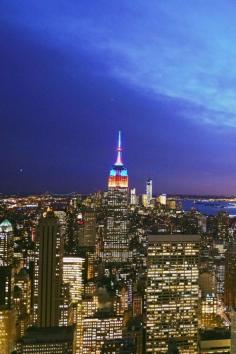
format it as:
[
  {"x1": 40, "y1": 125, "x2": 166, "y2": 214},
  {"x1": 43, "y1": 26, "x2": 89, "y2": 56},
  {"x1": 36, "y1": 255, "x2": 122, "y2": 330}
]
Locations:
[{"x1": 1, "y1": 1, "x2": 236, "y2": 195}]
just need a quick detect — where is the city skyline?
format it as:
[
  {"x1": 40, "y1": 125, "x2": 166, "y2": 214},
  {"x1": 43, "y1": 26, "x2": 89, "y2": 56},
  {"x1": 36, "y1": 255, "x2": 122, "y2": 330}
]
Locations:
[
  {"x1": 2, "y1": 1, "x2": 236, "y2": 195},
  {"x1": 2, "y1": 2, "x2": 236, "y2": 352}
]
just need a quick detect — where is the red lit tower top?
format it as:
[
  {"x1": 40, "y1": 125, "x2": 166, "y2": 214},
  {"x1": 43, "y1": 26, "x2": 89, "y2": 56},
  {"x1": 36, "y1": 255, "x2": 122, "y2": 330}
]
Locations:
[{"x1": 108, "y1": 131, "x2": 128, "y2": 188}]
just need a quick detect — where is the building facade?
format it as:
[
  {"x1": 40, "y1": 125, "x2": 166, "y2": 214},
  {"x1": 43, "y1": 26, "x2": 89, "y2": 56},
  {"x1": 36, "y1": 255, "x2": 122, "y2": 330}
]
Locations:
[
  {"x1": 103, "y1": 131, "x2": 129, "y2": 263},
  {"x1": 146, "y1": 179, "x2": 152, "y2": 207},
  {"x1": 146, "y1": 234, "x2": 200, "y2": 353},
  {"x1": 82, "y1": 314, "x2": 123, "y2": 353},
  {"x1": 0, "y1": 219, "x2": 14, "y2": 266},
  {"x1": 16, "y1": 326, "x2": 75, "y2": 354},
  {"x1": 34, "y1": 209, "x2": 63, "y2": 327}
]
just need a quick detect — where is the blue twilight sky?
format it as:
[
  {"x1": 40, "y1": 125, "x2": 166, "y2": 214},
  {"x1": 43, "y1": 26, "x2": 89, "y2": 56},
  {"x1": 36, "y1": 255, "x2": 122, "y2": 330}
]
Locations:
[{"x1": 1, "y1": 0, "x2": 236, "y2": 195}]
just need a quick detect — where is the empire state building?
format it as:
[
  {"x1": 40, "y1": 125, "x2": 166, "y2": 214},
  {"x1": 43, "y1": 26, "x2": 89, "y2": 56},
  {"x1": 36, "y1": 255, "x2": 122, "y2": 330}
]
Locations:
[{"x1": 104, "y1": 131, "x2": 129, "y2": 263}]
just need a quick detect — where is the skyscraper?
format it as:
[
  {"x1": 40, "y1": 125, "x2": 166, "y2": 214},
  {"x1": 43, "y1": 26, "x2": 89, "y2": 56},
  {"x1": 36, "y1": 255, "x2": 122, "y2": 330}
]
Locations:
[
  {"x1": 159, "y1": 193, "x2": 167, "y2": 206},
  {"x1": 0, "y1": 266, "x2": 13, "y2": 309},
  {"x1": 231, "y1": 308, "x2": 236, "y2": 353},
  {"x1": 0, "y1": 220, "x2": 15, "y2": 354},
  {"x1": 146, "y1": 178, "x2": 152, "y2": 207},
  {"x1": 16, "y1": 326, "x2": 75, "y2": 354},
  {"x1": 224, "y1": 241, "x2": 236, "y2": 309},
  {"x1": 77, "y1": 209, "x2": 96, "y2": 247},
  {"x1": 104, "y1": 131, "x2": 129, "y2": 263},
  {"x1": 63, "y1": 257, "x2": 84, "y2": 304},
  {"x1": 130, "y1": 188, "x2": 137, "y2": 206},
  {"x1": 0, "y1": 219, "x2": 14, "y2": 266},
  {"x1": 14, "y1": 268, "x2": 31, "y2": 338},
  {"x1": 63, "y1": 257, "x2": 84, "y2": 352},
  {"x1": 0, "y1": 309, "x2": 16, "y2": 354},
  {"x1": 146, "y1": 234, "x2": 200, "y2": 353},
  {"x1": 82, "y1": 313, "x2": 123, "y2": 353},
  {"x1": 35, "y1": 209, "x2": 63, "y2": 327}
]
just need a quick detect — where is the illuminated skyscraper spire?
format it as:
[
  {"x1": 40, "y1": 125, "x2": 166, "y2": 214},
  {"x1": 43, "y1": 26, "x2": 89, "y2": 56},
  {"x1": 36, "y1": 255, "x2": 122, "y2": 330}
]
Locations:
[
  {"x1": 108, "y1": 131, "x2": 128, "y2": 189},
  {"x1": 115, "y1": 130, "x2": 123, "y2": 166}
]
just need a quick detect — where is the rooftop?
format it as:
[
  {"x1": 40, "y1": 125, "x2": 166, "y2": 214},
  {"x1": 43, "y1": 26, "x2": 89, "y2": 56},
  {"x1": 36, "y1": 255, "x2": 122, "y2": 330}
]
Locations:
[
  {"x1": 148, "y1": 234, "x2": 200, "y2": 243},
  {"x1": 19, "y1": 326, "x2": 75, "y2": 344},
  {"x1": 200, "y1": 328, "x2": 230, "y2": 340},
  {"x1": 0, "y1": 219, "x2": 13, "y2": 232}
]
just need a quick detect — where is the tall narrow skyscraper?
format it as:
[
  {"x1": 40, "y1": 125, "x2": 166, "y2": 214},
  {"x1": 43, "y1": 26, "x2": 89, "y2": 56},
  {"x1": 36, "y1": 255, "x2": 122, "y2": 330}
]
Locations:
[
  {"x1": 0, "y1": 220, "x2": 14, "y2": 309},
  {"x1": 0, "y1": 219, "x2": 14, "y2": 266},
  {"x1": 104, "y1": 131, "x2": 129, "y2": 263},
  {"x1": 146, "y1": 178, "x2": 152, "y2": 207},
  {"x1": 0, "y1": 220, "x2": 15, "y2": 354},
  {"x1": 35, "y1": 209, "x2": 63, "y2": 327},
  {"x1": 130, "y1": 188, "x2": 137, "y2": 206}
]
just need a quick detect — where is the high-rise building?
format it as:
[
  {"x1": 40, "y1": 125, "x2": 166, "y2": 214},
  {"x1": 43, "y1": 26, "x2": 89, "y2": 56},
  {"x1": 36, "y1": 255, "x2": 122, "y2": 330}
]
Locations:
[
  {"x1": 231, "y1": 308, "x2": 236, "y2": 353},
  {"x1": 82, "y1": 311, "x2": 123, "y2": 353},
  {"x1": 34, "y1": 209, "x2": 63, "y2": 327},
  {"x1": 77, "y1": 209, "x2": 96, "y2": 247},
  {"x1": 14, "y1": 268, "x2": 31, "y2": 338},
  {"x1": 224, "y1": 241, "x2": 236, "y2": 309},
  {"x1": 159, "y1": 193, "x2": 167, "y2": 206},
  {"x1": 217, "y1": 212, "x2": 230, "y2": 242},
  {"x1": 0, "y1": 219, "x2": 14, "y2": 266},
  {"x1": 0, "y1": 219, "x2": 16, "y2": 354},
  {"x1": 104, "y1": 131, "x2": 129, "y2": 262},
  {"x1": 146, "y1": 234, "x2": 200, "y2": 353},
  {"x1": 16, "y1": 326, "x2": 76, "y2": 354},
  {"x1": 199, "y1": 272, "x2": 218, "y2": 330},
  {"x1": 81, "y1": 295, "x2": 99, "y2": 318},
  {"x1": 59, "y1": 283, "x2": 73, "y2": 327},
  {"x1": 0, "y1": 266, "x2": 13, "y2": 309},
  {"x1": 142, "y1": 194, "x2": 148, "y2": 207},
  {"x1": 63, "y1": 257, "x2": 84, "y2": 351},
  {"x1": 101, "y1": 338, "x2": 136, "y2": 353},
  {"x1": 63, "y1": 257, "x2": 84, "y2": 304},
  {"x1": 200, "y1": 294, "x2": 218, "y2": 330},
  {"x1": 130, "y1": 188, "x2": 137, "y2": 206},
  {"x1": 199, "y1": 329, "x2": 230, "y2": 354},
  {"x1": 0, "y1": 308, "x2": 16, "y2": 354},
  {"x1": 213, "y1": 240, "x2": 226, "y2": 297},
  {"x1": 146, "y1": 179, "x2": 152, "y2": 207}
]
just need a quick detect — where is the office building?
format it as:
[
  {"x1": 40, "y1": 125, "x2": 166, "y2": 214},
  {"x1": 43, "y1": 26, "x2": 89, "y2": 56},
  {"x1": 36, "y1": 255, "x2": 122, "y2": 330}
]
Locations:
[
  {"x1": 104, "y1": 131, "x2": 129, "y2": 262},
  {"x1": 0, "y1": 266, "x2": 13, "y2": 309},
  {"x1": 77, "y1": 209, "x2": 96, "y2": 247},
  {"x1": 34, "y1": 208, "x2": 63, "y2": 327},
  {"x1": 142, "y1": 194, "x2": 148, "y2": 207},
  {"x1": 130, "y1": 188, "x2": 137, "y2": 206},
  {"x1": 81, "y1": 295, "x2": 99, "y2": 318},
  {"x1": 224, "y1": 241, "x2": 236, "y2": 309},
  {"x1": 101, "y1": 338, "x2": 136, "y2": 353},
  {"x1": 14, "y1": 268, "x2": 31, "y2": 338},
  {"x1": 200, "y1": 294, "x2": 218, "y2": 330},
  {"x1": 0, "y1": 221, "x2": 16, "y2": 353},
  {"x1": 159, "y1": 193, "x2": 167, "y2": 206},
  {"x1": 63, "y1": 257, "x2": 85, "y2": 352},
  {"x1": 231, "y1": 308, "x2": 236, "y2": 353},
  {"x1": 0, "y1": 219, "x2": 14, "y2": 266},
  {"x1": 63, "y1": 257, "x2": 84, "y2": 303},
  {"x1": 16, "y1": 326, "x2": 76, "y2": 354},
  {"x1": 59, "y1": 283, "x2": 73, "y2": 327},
  {"x1": 82, "y1": 312, "x2": 123, "y2": 353},
  {"x1": 146, "y1": 178, "x2": 153, "y2": 207},
  {"x1": 199, "y1": 328, "x2": 230, "y2": 353},
  {"x1": 0, "y1": 309, "x2": 16, "y2": 354},
  {"x1": 146, "y1": 234, "x2": 200, "y2": 353}
]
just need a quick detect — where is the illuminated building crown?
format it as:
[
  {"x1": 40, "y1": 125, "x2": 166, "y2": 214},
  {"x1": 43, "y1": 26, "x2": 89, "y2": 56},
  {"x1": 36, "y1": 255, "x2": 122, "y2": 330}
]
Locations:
[{"x1": 108, "y1": 131, "x2": 128, "y2": 188}]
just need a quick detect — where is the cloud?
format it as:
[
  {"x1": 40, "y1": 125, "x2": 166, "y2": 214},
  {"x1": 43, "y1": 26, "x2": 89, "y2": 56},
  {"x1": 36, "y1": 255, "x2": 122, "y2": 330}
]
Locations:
[{"x1": 2, "y1": 0, "x2": 236, "y2": 127}]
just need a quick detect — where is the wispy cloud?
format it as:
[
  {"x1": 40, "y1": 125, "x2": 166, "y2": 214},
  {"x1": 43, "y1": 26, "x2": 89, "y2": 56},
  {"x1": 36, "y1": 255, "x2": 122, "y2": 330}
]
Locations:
[{"x1": 2, "y1": 0, "x2": 236, "y2": 127}]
